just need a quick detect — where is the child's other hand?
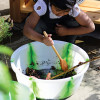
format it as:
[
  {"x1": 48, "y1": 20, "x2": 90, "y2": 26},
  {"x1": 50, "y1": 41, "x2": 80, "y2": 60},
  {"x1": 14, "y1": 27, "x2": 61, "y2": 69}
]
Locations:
[
  {"x1": 43, "y1": 34, "x2": 54, "y2": 46},
  {"x1": 55, "y1": 24, "x2": 67, "y2": 36}
]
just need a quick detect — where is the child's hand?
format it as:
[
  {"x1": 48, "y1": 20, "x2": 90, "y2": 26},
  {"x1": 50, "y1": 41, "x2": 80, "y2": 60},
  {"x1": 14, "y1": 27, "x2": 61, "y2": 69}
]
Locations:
[
  {"x1": 43, "y1": 34, "x2": 54, "y2": 46},
  {"x1": 55, "y1": 24, "x2": 67, "y2": 36}
]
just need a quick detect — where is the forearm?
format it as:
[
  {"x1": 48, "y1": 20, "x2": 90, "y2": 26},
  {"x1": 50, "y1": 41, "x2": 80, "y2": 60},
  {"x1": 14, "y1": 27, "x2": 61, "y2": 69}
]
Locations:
[
  {"x1": 23, "y1": 26, "x2": 44, "y2": 43},
  {"x1": 63, "y1": 26, "x2": 94, "y2": 35}
]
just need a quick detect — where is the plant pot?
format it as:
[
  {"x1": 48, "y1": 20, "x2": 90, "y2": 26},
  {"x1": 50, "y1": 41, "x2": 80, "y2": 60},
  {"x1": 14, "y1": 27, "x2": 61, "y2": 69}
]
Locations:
[{"x1": 11, "y1": 40, "x2": 89, "y2": 99}]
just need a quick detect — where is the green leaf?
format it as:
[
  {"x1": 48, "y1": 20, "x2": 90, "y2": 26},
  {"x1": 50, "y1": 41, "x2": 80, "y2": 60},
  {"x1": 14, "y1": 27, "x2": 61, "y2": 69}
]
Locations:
[
  {"x1": 0, "y1": 45, "x2": 13, "y2": 56},
  {"x1": 0, "y1": 61, "x2": 12, "y2": 94}
]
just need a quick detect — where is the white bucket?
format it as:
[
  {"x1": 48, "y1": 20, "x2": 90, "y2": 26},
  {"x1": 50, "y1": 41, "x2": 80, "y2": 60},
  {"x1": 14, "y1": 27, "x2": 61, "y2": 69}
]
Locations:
[{"x1": 11, "y1": 40, "x2": 89, "y2": 99}]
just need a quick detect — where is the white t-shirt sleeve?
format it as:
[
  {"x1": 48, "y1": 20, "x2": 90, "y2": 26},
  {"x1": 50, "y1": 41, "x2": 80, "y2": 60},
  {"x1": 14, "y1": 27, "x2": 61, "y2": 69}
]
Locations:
[
  {"x1": 33, "y1": 0, "x2": 47, "y2": 16},
  {"x1": 69, "y1": 4, "x2": 80, "y2": 17}
]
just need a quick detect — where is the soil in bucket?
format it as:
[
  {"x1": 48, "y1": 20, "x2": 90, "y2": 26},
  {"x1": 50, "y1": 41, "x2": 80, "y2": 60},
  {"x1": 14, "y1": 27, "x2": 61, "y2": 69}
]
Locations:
[{"x1": 26, "y1": 66, "x2": 77, "y2": 79}]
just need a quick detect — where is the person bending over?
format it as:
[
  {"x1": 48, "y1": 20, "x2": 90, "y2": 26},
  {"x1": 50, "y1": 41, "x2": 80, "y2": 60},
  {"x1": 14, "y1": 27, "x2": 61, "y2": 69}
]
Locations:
[{"x1": 23, "y1": 0, "x2": 95, "y2": 46}]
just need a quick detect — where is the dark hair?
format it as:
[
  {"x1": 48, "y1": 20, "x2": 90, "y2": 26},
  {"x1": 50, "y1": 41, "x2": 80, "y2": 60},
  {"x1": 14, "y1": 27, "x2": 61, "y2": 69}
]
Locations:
[{"x1": 50, "y1": 0, "x2": 76, "y2": 10}]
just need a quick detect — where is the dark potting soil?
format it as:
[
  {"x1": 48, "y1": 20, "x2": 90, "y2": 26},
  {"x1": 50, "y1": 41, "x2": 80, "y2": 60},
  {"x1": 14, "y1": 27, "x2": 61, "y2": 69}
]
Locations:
[{"x1": 26, "y1": 67, "x2": 77, "y2": 79}]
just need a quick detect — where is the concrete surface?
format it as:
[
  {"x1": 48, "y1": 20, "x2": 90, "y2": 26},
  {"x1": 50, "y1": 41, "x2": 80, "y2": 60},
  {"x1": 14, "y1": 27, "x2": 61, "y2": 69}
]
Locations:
[
  {"x1": 0, "y1": 0, "x2": 9, "y2": 10},
  {"x1": 0, "y1": 1, "x2": 100, "y2": 100}
]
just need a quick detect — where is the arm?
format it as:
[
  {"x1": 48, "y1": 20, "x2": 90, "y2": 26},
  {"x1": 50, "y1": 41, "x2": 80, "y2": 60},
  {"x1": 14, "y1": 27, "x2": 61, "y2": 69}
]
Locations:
[
  {"x1": 56, "y1": 10, "x2": 95, "y2": 36},
  {"x1": 23, "y1": 10, "x2": 43, "y2": 42},
  {"x1": 23, "y1": 10, "x2": 54, "y2": 46}
]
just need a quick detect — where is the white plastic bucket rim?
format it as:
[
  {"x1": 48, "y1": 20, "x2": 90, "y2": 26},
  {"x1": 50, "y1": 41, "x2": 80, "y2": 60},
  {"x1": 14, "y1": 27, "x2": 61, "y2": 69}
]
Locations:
[{"x1": 11, "y1": 40, "x2": 89, "y2": 82}]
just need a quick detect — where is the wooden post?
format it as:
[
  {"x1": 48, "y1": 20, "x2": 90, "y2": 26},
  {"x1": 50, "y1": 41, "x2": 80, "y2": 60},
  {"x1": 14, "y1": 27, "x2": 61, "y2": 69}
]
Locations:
[{"x1": 9, "y1": 0, "x2": 28, "y2": 23}]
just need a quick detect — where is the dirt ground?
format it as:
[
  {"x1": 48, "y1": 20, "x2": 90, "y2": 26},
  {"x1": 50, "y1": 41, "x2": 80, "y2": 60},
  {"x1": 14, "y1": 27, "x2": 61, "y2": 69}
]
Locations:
[{"x1": 0, "y1": 0, "x2": 100, "y2": 100}]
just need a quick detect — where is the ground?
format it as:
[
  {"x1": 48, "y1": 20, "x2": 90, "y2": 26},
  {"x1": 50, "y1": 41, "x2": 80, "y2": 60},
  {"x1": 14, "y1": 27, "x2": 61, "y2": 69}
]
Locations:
[{"x1": 0, "y1": 0, "x2": 100, "y2": 100}]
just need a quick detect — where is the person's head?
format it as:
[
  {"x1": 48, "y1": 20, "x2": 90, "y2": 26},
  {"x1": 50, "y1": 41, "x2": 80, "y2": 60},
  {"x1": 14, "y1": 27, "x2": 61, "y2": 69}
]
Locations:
[{"x1": 50, "y1": 0, "x2": 76, "y2": 16}]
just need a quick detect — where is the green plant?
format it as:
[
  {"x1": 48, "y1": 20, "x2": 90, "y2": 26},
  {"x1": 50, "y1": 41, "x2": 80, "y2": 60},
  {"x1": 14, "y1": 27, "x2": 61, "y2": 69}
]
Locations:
[
  {"x1": 0, "y1": 46, "x2": 36, "y2": 100},
  {"x1": 0, "y1": 45, "x2": 14, "y2": 100},
  {"x1": 0, "y1": 17, "x2": 13, "y2": 42},
  {"x1": 0, "y1": 17, "x2": 14, "y2": 99}
]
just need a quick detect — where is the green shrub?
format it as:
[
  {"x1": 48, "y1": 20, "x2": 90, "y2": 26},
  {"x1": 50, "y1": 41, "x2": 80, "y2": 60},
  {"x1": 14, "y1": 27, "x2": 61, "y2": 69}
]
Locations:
[{"x1": 0, "y1": 17, "x2": 13, "y2": 42}]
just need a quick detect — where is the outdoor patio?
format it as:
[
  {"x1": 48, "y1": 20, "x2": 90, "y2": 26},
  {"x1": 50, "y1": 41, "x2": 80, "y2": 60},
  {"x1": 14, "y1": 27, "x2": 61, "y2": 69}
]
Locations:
[{"x1": 0, "y1": 0, "x2": 100, "y2": 100}]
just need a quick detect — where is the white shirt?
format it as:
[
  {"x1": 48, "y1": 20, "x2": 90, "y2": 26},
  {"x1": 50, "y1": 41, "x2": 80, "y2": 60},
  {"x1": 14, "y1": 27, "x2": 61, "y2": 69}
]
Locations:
[{"x1": 34, "y1": 0, "x2": 80, "y2": 18}]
